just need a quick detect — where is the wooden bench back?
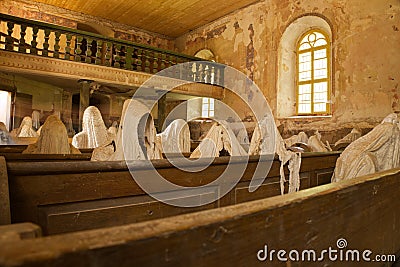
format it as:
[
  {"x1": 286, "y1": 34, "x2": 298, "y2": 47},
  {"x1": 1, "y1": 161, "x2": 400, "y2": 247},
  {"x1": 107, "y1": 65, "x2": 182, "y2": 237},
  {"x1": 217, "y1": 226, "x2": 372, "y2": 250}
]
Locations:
[
  {"x1": 3, "y1": 152, "x2": 340, "y2": 235},
  {"x1": 0, "y1": 167, "x2": 398, "y2": 266}
]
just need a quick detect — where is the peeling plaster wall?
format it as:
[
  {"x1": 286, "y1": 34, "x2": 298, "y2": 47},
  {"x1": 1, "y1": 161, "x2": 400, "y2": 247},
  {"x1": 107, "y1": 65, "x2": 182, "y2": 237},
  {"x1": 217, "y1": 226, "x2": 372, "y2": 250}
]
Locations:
[
  {"x1": 0, "y1": 0, "x2": 175, "y2": 50},
  {"x1": 176, "y1": 0, "x2": 400, "y2": 142}
]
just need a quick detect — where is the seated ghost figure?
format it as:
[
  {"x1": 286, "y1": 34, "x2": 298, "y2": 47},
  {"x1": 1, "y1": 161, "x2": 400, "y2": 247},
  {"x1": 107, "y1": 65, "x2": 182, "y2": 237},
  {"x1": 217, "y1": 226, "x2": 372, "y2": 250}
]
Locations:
[
  {"x1": 156, "y1": 119, "x2": 191, "y2": 155},
  {"x1": 332, "y1": 113, "x2": 400, "y2": 182},
  {"x1": 23, "y1": 115, "x2": 80, "y2": 154},
  {"x1": 284, "y1": 131, "x2": 308, "y2": 148},
  {"x1": 91, "y1": 99, "x2": 162, "y2": 161},
  {"x1": 11, "y1": 116, "x2": 38, "y2": 138},
  {"x1": 308, "y1": 130, "x2": 331, "y2": 152},
  {"x1": 334, "y1": 128, "x2": 362, "y2": 148},
  {"x1": 72, "y1": 106, "x2": 113, "y2": 149},
  {"x1": 31, "y1": 110, "x2": 41, "y2": 130},
  {"x1": 190, "y1": 120, "x2": 247, "y2": 158},
  {"x1": 249, "y1": 115, "x2": 301, "y2": 194},
  {"x1": 0, "y1": 122, "x2": 14, "y2": 145}
]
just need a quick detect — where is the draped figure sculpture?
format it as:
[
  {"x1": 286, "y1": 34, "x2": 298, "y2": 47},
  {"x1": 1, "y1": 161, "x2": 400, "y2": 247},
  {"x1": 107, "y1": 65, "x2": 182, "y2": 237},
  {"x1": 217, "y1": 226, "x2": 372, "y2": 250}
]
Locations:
[
  {"x1": 190, "y1": 120, "x2": 247, "y2": 158},
  {"x1": 72, "y1": 106, "x2": 113, "y2": 149},
  {"x1": 91, "y1": 99, "x2": 162, "y2": 161},
  {"x1": 0, "y1": 122, "x2": 14, "y2": 145},
  {"x1": 249, "y1": 115, "x2": 302, "y2": 195},
  {"x1": 284, "y1": 131, "x2": 308, "y2": 148},
  {"x1": 23, "y1": 115, "x2": 80, "y2": 154},
  {"x1": 156, "y1": 119, "x2": 191, "y2": 155},
  {"x1": 308, "y1": 130, "x2": 331, "y2": 152},
  {"x1": 332, "y1": 113, "x2": 400, "y2": 182},
  {"x1": 11, "y1": 116, "x2": 38, "y2": 138},
  {"x1": 333, "y1": 128, "x2": 362, "y2": 149}
]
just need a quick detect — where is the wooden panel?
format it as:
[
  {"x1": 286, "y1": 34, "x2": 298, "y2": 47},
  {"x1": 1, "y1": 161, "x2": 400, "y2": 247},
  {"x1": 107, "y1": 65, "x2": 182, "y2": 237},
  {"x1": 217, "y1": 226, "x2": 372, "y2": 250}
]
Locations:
[
  {"x1": 6, "y1": 152, "x2": 341, "y2": 235},
  {"x1": 33, "y1": 0, "x2": 261, "y2": 37},
  {"x1": 0, "y1": 156, "x2": 11, "y2": 224},
  {"x1": 38, "y1": 193, "x2": 218, "y2": 235},
  {"x1": 0, "y1": 168, "x2": 399, "y2": 266},
  {"x1": 0, "y1": 223, "x2": 41, "y2": 242}
]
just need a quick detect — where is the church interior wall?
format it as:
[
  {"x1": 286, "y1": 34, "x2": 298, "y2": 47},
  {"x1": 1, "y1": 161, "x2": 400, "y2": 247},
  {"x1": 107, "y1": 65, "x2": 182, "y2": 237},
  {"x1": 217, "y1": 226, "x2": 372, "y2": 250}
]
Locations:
[{"x1": 176, "y1": 0, "x2": 400, "y2": 141}]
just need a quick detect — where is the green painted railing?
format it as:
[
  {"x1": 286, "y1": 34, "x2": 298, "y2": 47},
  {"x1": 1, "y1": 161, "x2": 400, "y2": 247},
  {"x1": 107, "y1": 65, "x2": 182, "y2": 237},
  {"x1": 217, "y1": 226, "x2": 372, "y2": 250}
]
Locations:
[{"x1": 0, "y1": 13, "x2": 224, "y2": 85}]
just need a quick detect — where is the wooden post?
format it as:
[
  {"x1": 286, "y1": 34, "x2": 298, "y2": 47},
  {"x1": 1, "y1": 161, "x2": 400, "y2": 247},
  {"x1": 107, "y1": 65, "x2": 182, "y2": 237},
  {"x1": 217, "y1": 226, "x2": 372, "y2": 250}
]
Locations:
[
  {"x1": 0, "y1": 156, "x2": 11, "y2": 225},
  {"x1": 157, "y1": 93, "x2": 167, "y2": 132},
  {"x1": 78, "y1": 80, "x2": 91, "y2": 132}
]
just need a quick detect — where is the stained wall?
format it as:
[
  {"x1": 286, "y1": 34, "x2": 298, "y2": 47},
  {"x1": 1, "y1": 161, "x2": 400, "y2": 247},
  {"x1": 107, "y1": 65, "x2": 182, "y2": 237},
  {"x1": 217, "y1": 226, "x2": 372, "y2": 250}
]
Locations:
[{"x1": 176, "y1": 0, "x2": 400, "y2": 140}]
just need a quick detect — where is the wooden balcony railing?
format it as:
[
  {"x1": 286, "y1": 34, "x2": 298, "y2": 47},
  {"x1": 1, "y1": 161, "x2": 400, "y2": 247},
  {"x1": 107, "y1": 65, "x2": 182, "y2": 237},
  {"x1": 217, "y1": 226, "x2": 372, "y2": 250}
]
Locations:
[{"x1": 0, "y1": 13, "x2": 224, "y2": 86}]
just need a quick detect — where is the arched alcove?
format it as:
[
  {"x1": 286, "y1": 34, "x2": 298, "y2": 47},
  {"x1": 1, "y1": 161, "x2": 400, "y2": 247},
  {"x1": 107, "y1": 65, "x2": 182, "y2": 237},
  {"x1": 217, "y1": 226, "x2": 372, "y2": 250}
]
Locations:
[{"x1": 277, "y1": 15, "x2": 332, "y2": 118}]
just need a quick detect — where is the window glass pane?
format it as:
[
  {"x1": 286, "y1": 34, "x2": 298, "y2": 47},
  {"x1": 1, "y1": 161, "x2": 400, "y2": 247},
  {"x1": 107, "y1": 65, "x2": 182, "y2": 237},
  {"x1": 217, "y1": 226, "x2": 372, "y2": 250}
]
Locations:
[
  {"x1": 314, "y1": 39, "x2": 327, "y2": 47},
  {"x1": 314, "y1": 103, "x2": 326, "y2": 112},
  {"x1": 209, "y1": 110, "x2": 214, "y2": 117},
  {"x1": 299, "y1": 52, "x2": 311, "y2": 63},
  {"x1": 314, "y1": 58, "x2": 327, "y2": 69},
  {"x1": 314, "y1": 49, "x2": 327, "y2": 59},
  {"x1": 314, "y1": 69, "x2": 327, "y2": 79},
  {"x1": 299, "y1": 84, "x2": 311, "y2": 94},
  {"x1": 314, "y1": 82, "x2": 327, "y2": 93},
  {"x1": 299, "y1": 43, "x2": 311, "y2": 50},
  {"x1": 298, "y1": 103, "x2": 311, "y2": 113},
  {"x1": 202, "y1": 110, "x2": 208, "y2": 117},
  {"x1": 299, "y1": 71, "x2": 311, "y2": 81}
]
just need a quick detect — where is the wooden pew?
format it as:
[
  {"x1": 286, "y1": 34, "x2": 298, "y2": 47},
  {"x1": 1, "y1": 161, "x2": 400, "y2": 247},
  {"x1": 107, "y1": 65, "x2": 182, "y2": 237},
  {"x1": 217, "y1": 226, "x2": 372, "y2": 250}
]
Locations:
[
  {"x1": 0, "y1": 168, "x2": 398, "y2": 267},
  {"x1": 3, "y1": 152, "x2": 340, "y2": 235}
]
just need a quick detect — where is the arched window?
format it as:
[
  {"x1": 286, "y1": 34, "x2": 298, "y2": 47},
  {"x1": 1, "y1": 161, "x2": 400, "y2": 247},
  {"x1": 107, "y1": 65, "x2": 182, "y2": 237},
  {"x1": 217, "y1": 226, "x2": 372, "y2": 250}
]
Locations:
[
  {"x1": 296, "y1": 30, "x2": 330, "y2": 115},
  {"x1": 277, "y1": 15, "x2": 332, "y2": 118}
]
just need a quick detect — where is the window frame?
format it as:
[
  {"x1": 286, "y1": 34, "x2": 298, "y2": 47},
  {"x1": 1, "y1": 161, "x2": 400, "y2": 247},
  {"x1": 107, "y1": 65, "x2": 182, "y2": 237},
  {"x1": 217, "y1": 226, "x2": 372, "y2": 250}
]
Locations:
[
  {"x1": 296, "y1": 29, "x2": 331, "y2": 115},
  {"x1": 201, "y1": 97, "x2": 215, "y2": 118}
]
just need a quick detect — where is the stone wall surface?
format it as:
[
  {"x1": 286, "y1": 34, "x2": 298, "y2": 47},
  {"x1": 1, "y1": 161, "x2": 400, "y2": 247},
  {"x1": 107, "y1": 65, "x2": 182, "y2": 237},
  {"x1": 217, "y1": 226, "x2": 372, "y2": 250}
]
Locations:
[{"x1": 176, "y1": 0, "x2": 400, "y2": 140}]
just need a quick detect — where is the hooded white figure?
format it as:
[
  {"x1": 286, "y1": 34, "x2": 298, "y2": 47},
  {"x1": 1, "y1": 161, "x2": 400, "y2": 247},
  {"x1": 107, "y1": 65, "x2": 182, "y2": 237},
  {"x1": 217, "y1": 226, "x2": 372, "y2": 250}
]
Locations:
[
  {"x1": 23, "y1": 115, "x2": 80, "y2": 154},
  {"x1": 235, "y1": 127, "x2": 250, "y2": 151},
  {"x1": 91, "y1": 99, "x2": 162, "y2": 161},
  {"x1": 31, "y1": 110, "x2": 41, "y2": 130},
  {"x1": 107, "y1": 121, "x2": 118, "y2": 138},
  {"x1": 72, "y1": 106, "x2": 113, "y2": 149},
  {"x1": 332, "y1": 113, "x2": 400, "y2": 182},
  {"x1": 190, "y1": 120, "x2": 247, "y2": 158},
  {"x1": 11, "y1": 116, "x2": 38, "y2": 138},
  {"x1": 156, "y1": 119, "x2": 191, "y2": 155},
  {"x1": 284, "y1": 131, "x2": 308, "y2": 148},
  {"x1": 0, "y1": 122, "x2": 14, "y2": 145},
  {"x1": 334, "y1": 128, "x2": 362, "y2": 148},
  {"x1": 249, "y1": 114, "x2": 302, "y2": 195},
  {"x1": 308, "y1": 130, "x2": 331, "y2": 152}
]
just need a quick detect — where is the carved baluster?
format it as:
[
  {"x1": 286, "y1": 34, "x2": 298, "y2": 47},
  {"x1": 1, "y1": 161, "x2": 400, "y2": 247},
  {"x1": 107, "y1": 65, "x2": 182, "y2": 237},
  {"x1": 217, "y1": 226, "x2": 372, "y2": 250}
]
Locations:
[
  {"x1": 5, "y1": 21, "x2": 14, "y2": 51},
  {"x1": 198, "y1": 63, "x2": 205, "y2": 82},
  {"x1": 18, "y1": 24, "x2": 27, "y2": 53},
  {"x1": 144, "y1": 50, "x2": 150, "y2": 73},
  {"x1": 152, "y1": 52, "x2": 159, "y2": 73},
  {"x1": 136, "y1": 49, "x2": 143, "y2": 71},
  {"x1": 114, "y1": 43, "x2": 121, "y2": 68},
  {"x1": 74, "y1": 36, "x2": 83, "y2": 61},
  {"x1": 30, "y1": 26, "x2": 39, "y2": 55},
  {"x1": 191, "y1": 63, "x2": 197, "y2": 81},
  {"x1": 211, "y1": 65, "x2": 216, "y2": 84},
  {"x1": 103, "y1": 42, "x2": 111, "y2": 66},
  {"x1": 160, "y1": 54, "x2": 166, "y2": 70},
  {"x1": 125, "y1": 46, "x2": 133, "y2": 70},
  {"x1": 64, "y1": 34, "x2": 72, "y2": 60},
  {"x1": 53, "y1": 31, "x2": 61, "y2": 58},
  {"x1": 85, "y1": 37, "x2": 92, "y2": 63},
  {"x1": 94, "y1": 40, "x2": 102, "y2": 65},
  {"x1": 42, "y1": 29, "x2": 50, "y2": 56}
]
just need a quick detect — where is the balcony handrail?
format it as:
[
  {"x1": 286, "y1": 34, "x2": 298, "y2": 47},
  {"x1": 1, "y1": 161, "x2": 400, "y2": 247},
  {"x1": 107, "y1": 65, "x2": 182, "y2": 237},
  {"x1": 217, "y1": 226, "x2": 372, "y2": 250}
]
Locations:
[
  {"x1": 0, "y1": 13, "x2": 200, "y2": 61},
  {"x1": 0, "y1": 13, "x2": 224, "y2": 85}
]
